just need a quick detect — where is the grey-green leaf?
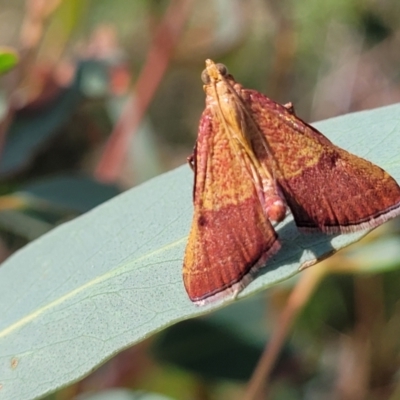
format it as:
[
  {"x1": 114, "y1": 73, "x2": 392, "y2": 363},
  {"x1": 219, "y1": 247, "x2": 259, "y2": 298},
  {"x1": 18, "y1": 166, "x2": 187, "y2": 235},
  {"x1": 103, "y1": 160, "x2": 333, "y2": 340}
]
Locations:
[{"x1": 1, "y1": 103, "x2": 400, "y2": 399}]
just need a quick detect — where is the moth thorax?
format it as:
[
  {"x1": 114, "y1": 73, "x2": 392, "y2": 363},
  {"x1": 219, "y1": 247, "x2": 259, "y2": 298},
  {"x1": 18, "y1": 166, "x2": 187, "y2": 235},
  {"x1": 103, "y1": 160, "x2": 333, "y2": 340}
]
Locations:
[{"x1": 220, "y1": 96, "x2": 244, "y2": 131}]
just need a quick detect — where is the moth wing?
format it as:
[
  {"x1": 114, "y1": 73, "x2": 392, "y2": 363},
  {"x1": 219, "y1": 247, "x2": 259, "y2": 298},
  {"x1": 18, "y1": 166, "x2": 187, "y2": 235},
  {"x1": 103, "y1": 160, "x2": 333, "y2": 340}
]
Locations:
[
  {"x1": 246, "y1": 90, "x2": 400, "y2": 233},
  {"x1": 183, "y1": 109, "x2": 280, "y2": 305}
]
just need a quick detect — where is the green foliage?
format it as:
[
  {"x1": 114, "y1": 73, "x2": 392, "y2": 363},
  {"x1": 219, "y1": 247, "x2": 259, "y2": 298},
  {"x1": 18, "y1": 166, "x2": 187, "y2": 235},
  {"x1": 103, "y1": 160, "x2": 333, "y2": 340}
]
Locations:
[{"x1": 0, "y1": 48, "x2": 18, "y2": 75}]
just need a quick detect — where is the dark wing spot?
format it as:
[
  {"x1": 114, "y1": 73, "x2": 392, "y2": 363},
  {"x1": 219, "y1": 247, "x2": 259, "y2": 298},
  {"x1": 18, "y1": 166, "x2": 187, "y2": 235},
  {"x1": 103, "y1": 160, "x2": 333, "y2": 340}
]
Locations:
[{"x1": 198, "y1": 215, "x2": 207, "y2": 226}]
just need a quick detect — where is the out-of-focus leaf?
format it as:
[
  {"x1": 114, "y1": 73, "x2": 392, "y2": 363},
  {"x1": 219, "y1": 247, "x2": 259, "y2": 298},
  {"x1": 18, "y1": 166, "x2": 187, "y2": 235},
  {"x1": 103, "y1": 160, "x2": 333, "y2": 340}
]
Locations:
[
  {"x1": 80, "y1": 60, "x2": 109, "y2": 98},
  {"x1": 107, "y1": 95, "x2": 163, "y2": 184},
  {"x1": 152, "y1": 315, "x2": 296, "y2": 382},
  {"x1": 0, "y1": 86, "x2": 80, "y2": 177},
  {"x1": 153, "y1": 318, "x2": 266, "y2": 381},
  {"x1": 0, "y1": 48, "x2": 18, "y2": 75},
  {"x1": 205, "y1": 294, "x2": 270, "y2": 346},
  {"x1": 0, "y1": 104, "x2": 399, "y2": 399},
  {"x1": 19, "y1": 174, "x2": 120, "y2": 213},
  {"x1": 0, "y1": 210, "x2": 53, "y2": 241},
  {"x1": 0, "y1": 176, "x2": 120, "y2": 241},
  {"x1": 152, "y1": 295, "x2": 301, "y2": 382},
  {"x1": 340, "y1": 236, "x2": 400, "y2": 274},
  {"x1": 42, "y1": 0, "x2": 87, "y2": 57},
  {"x1": 297, "y1": 274, "x2": 355, "y2": 335},
  {"x1": 0, "y1": 61, "x2": 107, "y2": 177},
  {"x1": 298, "y1": 267, "x2": 400, "y2": 338},
  {"x1": 76, "y1": 388, "x2": 176, "y2": 400}
]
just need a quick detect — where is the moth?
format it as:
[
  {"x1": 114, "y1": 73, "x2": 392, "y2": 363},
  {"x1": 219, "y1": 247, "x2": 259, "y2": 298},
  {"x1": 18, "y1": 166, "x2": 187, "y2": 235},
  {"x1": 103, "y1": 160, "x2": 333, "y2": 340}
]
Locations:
[{"x1": 183, "y1": 59, "x2": 400, "y2": 305}]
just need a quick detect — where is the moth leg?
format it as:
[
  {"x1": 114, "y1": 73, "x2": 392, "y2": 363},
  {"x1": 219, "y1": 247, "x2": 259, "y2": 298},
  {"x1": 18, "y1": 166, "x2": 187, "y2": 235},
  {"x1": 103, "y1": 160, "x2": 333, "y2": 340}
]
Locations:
[
  {"x1": 187, "y1": 154, "x2": 195, "y2": 171},
  {"x1": 283, "y1": 102, "x2": 295, "y2": 114}
]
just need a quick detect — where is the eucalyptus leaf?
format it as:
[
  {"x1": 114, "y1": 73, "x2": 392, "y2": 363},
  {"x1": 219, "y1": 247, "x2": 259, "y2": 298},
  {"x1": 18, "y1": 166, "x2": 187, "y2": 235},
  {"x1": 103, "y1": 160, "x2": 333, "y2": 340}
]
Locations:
[{"x1": 0, "y1": 104, "x2": 400, "y2": 399}]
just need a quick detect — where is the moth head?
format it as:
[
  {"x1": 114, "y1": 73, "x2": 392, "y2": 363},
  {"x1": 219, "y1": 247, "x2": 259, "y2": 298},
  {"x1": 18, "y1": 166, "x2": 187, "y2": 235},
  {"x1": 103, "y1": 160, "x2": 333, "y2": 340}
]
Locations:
[{"x1": 201, "y1": 60, "x2": 229, "y2": 84}]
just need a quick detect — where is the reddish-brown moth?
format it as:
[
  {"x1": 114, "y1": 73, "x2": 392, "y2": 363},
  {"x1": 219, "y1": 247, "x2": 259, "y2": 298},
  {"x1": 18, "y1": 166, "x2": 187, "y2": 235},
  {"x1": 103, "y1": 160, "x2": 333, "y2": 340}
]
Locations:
[{"x1": 183, "y1": 59, "x2": 400, "y2": 305}]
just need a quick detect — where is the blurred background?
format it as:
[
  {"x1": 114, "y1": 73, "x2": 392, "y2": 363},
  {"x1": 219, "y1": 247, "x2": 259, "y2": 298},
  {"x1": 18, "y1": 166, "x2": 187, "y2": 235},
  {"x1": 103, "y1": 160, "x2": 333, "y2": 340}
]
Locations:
[{"x1": 1, "y1": 0, "x2": 400, "y2": 399}]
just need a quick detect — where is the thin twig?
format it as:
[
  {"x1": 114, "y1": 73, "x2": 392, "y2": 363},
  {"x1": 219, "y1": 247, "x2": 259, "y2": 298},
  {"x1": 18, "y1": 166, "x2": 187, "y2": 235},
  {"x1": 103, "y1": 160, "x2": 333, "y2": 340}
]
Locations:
[
  {"x1": 95, "y1": 0, "x2": 194, "y2": 182},
  {"x1": 244, "y1": 266, "x2": 326, "y2": 400}
]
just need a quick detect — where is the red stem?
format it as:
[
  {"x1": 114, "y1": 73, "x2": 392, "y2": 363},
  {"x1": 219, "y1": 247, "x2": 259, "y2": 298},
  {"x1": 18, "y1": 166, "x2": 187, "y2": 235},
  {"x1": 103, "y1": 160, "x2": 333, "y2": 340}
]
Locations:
[{"x1": 95, "y1": 0, "x2": 194, "y2": 182}]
